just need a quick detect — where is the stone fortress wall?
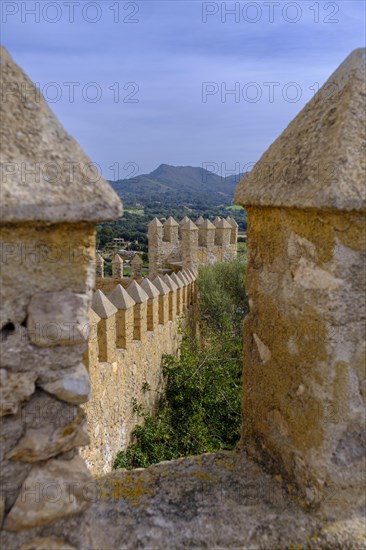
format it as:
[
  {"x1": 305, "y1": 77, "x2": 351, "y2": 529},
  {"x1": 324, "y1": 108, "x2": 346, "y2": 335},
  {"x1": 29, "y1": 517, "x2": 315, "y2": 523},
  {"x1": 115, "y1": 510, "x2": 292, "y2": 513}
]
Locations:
[
  {"x1": 81, "y1": 268, "x2": 197, "y2": 476},
  {"x1": 1, "y1": 46, "x2": 365, "y2": 549},
  {"x1": 79, "y1": 212, "x2": 237, "y2": 476},
  {"x1": 94, "y1": 250, "x2": 144, "y2": 294},
  {"x1": 148, "y1": 215, "x2": 238, "y2": 278},
  {"x1": 95, "y1": 212, "x2": 238, "y2": 292},
  {"x1": 82, "y1": 215, "x2": 216, "y2": 475}
]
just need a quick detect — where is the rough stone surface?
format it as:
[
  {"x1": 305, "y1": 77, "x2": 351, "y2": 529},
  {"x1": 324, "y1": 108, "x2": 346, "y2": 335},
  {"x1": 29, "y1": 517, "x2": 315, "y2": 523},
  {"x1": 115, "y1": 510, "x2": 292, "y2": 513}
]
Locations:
[
  {"x1": 148, "y1": 217, "x2": 163, "y2": 228},
  {"x1": 0, "y1": 370, "x2": 37, "y2": 415},
  {"x1": 81, "y1": 316, "x2": 184, "y2": 475},
  {"x1": 179, "y1": 216, "x2": 190, "y2": 226},
  {"x1": 0, "y1": 497, "x2": 4, "y2": 530},
  {"x1": 3, "y1": 451, "x2": 364, "y2": 549},
  {"x1": 0, "y1": 45, "x2": 123, "y2": 543},
  {"x1": 27, "y1": 292, "x2": 90, "y2": 347},
  {"x1": 38, "y1": 363, "x2": 91, "y2": 405},
  {"x1": 235, "y1": 48, "x2": 366, "y2": 211},
  {"x1": 0, "y1": 46, "x2": 122, "y2": 223},
  {"x1": 170, "y1": 272, "x2": 184, "y2": 289},
  {"x1": 79, "y1": 451, "x2": 320, "y2": 549},
  {"x1": 0, "y1": 223, "x2": 96, "y2": 367},
  {"x1": 226, "y1": 216, "x2": 239, "y2": 228},
  {"x1": 6, "y1": 410, "x2": 89, "y2": 462},
  {"x1": 163, "y1": 274, "x2": 178, "y2": 292},
  {"x1": 164, "y1": 216, "x2": 179, "y2": 227},
  {"x1": 111, "y1": 254, "x2": 123, "y2": 279},
  {"x1": 181, "y1": 220, "x2": 198, "y2": 232},
  {"x1": 81, "y1": 275, "x2": 196, "y2": 474},
  {"x1": 311, "y1": 517, "x2": 366, "y2": 549},
  {"x1": 4, "y1": 455, "x2": 92, "y2": 531},
  {"x1": 148, "y1": 214, "x2": 236, "y2": 276},
  {"x1": 2, "y1": 45, "x2": 365, "y2": 548},
  {"x1": 19, "y1": 538, "x2": 76, "y2": 550}
]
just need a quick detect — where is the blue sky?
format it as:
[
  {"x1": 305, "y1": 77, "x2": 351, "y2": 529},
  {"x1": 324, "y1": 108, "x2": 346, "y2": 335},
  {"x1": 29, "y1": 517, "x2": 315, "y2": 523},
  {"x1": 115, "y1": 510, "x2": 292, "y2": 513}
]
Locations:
[{"x1": 2, "y1": 1, "x2": 365, "y2": 178}]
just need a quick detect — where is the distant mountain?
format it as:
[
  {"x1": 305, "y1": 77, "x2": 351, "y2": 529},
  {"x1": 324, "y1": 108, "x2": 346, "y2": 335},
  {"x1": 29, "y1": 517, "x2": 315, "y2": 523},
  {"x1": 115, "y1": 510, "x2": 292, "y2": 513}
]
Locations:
[{"x1": 109, "y1": 164, "x2": 243, "y2": 209}]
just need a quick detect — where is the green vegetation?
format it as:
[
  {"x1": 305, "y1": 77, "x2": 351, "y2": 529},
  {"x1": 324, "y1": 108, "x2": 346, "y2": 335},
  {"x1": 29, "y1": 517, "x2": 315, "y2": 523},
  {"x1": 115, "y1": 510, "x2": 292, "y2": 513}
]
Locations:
[
  {"x1": 237, "y1": 241, "x2": 247, "y2": 259},
  {"x1": 114, "y1": 259, "x2": 248, "y2": 470}
]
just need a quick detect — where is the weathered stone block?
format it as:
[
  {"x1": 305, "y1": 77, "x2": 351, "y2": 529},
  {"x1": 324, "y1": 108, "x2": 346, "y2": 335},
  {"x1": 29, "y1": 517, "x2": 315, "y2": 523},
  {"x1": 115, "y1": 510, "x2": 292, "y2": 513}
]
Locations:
[
  {"x1": 38, "y1": 363, "x2": 91, "y2": 404},
  {"x1": 27, "y1": 292, "x2": 90, "y2": 347},
  {"x1": 3, "y1": 455, "x2": 92, "y2": 531},
  {"x1": 163, "y1": 274, "x2": 178, "y2": 320},
  {"x1": 0, "y1": 369, "x2": 37, "y2": 416},
  {"x1": 0, "y1": 44, "x2": 122, "y2": 540},
  {"x1": 6, "y1": 410, "x2": 89, "y2": 461}
]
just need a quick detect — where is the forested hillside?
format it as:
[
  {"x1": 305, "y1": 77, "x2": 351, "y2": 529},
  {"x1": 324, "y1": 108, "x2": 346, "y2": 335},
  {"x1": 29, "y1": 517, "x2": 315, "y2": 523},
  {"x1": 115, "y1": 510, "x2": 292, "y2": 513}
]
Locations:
[{"x1": 111, "y1": 164, "x2": 242, "y2": 208}]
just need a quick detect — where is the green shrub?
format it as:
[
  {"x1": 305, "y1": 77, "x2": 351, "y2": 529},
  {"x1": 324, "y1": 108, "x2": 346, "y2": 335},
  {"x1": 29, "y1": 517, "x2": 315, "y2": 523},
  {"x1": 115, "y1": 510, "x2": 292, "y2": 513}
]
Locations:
[
  {"x1": 114, "y1": 259, "x2": 248, "y2": 470},
  {"x1": 197, "y1": 259, "x2": 248, "y2": 336}
]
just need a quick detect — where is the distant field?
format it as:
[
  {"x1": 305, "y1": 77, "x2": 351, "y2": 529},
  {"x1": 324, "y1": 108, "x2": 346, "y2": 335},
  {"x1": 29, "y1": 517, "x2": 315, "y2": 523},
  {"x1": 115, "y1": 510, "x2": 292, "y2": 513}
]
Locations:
[
  {"x1": 124, "y1": 208, "x2": 144, "y2": 215},
  {"x1": 226, "y1": 205, "x2": 243, "y2": 211}
]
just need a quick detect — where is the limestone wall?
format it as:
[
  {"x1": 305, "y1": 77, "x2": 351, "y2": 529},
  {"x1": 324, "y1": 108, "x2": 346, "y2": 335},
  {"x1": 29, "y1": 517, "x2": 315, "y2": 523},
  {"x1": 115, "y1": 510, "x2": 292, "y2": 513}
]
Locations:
[
  {"x1": 81, "y1": 270, "x2": 197, "y2": 476},
  {"x1": 241, "y1": 207, "x2": 365, "y2": 514}
]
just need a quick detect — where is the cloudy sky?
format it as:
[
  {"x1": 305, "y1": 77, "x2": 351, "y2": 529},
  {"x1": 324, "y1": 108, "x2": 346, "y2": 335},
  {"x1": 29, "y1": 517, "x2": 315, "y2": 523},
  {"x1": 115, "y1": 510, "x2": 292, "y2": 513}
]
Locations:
[{"x1": 2, "y1": 1, "x2": 365, "y2": 178}]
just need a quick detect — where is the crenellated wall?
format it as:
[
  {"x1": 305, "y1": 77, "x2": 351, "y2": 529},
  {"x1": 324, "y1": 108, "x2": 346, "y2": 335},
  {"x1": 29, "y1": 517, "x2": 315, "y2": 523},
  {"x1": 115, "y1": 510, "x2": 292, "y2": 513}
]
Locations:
[
  {"x1": 80, "y1": 269, "x2": 197, "y2": 476},
  {"x1": 148, "y1": 216, "x2": 238, "y2": 277},
  {"x1": 95, "y1": 252, "x2": 143, "y2": 294},
  {"x1": 2, "y1": 44, "x2": 365, "y2": 550}
]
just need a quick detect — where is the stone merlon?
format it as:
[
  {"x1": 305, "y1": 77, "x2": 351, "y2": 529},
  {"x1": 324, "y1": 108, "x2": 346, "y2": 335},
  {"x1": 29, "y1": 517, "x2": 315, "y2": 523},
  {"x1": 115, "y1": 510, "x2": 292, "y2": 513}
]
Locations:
[
  {"x1": 181, "y1": 220, "x2": 199, "y2": 231},
  {"x1": 92, "y1": 290, "x2": 117, "y2": 319},
  {"x1": 0, "y1": 46, "x2": 122, "y2": 223},
  {"x1": 164, "y1": 216, "x2": 179, "y2": 227},
  {"x1": 127, "y1": 280, "x2": 149, "y2": 304},
  {"x1": 109, "y1": 284, "x2": 135, "y2": 310},
  {"x1": 235, "y1": 48, "x2": 366, "y2": 212},
  {"x1": 140, "y1": 278, "x2": 160, "y2": 299},
  {"x1": 152, "y1": 276, "x2": 170, "y2": 295},
  {"x1": 148, "y1": 217, "x2": 163, "y2": 228}
]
